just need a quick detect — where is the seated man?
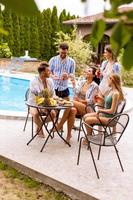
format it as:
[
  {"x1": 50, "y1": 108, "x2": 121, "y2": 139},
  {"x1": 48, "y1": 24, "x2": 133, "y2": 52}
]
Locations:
[
  {"x1": 28, "y1": 62, "x2": 56, "y2": 138},
  {"x1": 56, "y1": 66, "x2": 99, "y2": 144}
]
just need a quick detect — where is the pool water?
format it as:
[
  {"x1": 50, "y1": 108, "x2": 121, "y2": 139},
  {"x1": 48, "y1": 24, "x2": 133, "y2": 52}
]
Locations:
[
  {"x1": 0, "y1": 75, "x2": 74, "y2": 112},
  {"x1": 0, "y1": 75, "x2": 29, "y2": 112}
]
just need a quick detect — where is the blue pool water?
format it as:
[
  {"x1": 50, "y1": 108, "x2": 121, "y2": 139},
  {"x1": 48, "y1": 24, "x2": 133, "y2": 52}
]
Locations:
[
  {"x1": 0, "y1": 75, "x2": 74, "y2": 112},
  {"x1": 0, "y1": 75, "x2": 29, "y2": 112}
]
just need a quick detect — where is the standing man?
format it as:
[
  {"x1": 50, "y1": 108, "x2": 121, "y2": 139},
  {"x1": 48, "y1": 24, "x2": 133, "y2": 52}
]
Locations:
[{"x1": 49, "y1": 42, "x2": 75, "y2": 100}]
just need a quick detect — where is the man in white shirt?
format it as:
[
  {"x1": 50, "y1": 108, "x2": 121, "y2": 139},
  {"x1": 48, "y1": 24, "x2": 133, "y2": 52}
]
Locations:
[{"x1": 28, "y1": 62, "x2": 56, "y2": 138}]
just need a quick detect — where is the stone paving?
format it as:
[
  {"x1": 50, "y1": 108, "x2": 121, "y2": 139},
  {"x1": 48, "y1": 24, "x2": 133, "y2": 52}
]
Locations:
[{"x1": 0, "y1": 87, "x2": 133, "y2": 200}]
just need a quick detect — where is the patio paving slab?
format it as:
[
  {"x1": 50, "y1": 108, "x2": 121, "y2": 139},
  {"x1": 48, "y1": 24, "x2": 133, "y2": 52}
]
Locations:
[{"x1": 0, "y1": 108, "x2": 133, "y2": 200}]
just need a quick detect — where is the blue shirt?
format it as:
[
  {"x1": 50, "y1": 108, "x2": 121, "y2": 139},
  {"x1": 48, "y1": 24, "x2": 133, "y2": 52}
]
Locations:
[{"x1": 49, "y1": 55, "x2": 75, "y2": 91}]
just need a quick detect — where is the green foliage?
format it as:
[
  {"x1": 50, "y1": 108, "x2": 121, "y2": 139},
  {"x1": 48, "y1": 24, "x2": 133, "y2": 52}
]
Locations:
[
  {"x1": 0, "y1": 42, "x2": 12, "y2": 58},
  {"x1": 87, "y1": 0, "x2": 133, "y2": 70},
  {"x1": 55, "y1": 27, "x2": 94, "y2": 76},
  {"x1": 110, "y1": 21, "x2": 131, "y2": 53},
  {"x1": 122, "y1": 67, "x2": 133, "y2": 86},
  {"x1": 0, "y1": 0, "x2": 38, "y2": 15},
  {"x1": 41, "y1": 8, "x2": 52, "y2": 60},
  {"x1": 122, "y1": 41, "x2": 133, "y2": 70},
  {"x1": 23, "y1": 16, "x2": 30, "y2": 53},
  {"x1": 29, "y1": 16, "x2": 40, "y2": 58},
  {"x1": 51, "y1": 6, "x2": 60, "y2": 57},
  {"x1": 3, "y1": 9, "x2": 14, "y2": 52},
  {"x1": 91, "y1": 19, "x2": 106, "y2": 48},
  {"x1": 1, "y1": 5, "x2": 76, "y2": 59},
  {"x1": 12, "y1": 12, "x2": 20, "y2": 56}
]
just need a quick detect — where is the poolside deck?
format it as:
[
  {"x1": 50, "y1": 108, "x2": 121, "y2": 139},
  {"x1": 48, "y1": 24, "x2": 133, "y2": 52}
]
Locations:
[{"x1": 0, "y1": 87, "x2": 133, "y2": 200}]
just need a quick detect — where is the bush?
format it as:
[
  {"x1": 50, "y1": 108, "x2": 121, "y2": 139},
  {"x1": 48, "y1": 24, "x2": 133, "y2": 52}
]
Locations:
[
  {"x1": 0, "y1": 43, "x2": 12, "y2": 58},
  {"x1": 55, "y1": 27, "x2": 94, "y2": 76},
  {"x1": 122, "y1": 68, "x2": 133, "y2": 87}
]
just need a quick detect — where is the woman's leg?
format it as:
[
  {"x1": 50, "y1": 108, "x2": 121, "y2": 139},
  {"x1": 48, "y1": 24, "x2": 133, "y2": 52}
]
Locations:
[
  {"x1": 84, "y1": 115, "x2": 109, "y2": 135},
  {"x1": 66, "y1": 101, "x2": 86, "y2": 143},
  {"x1": 57, "y1": 107, "x2": 72, "y2": 130},
  {"x1": 66, "y1": 107, "x2": 77, "y2": 143},
  {"x1": 30, "y1": 107, "x2": 44, "y2": 137}
]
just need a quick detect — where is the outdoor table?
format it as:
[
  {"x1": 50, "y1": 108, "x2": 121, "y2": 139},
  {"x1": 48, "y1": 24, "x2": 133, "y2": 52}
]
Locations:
[{"x1": 26, "y1": 102, "x2": 72, "y2": 152}]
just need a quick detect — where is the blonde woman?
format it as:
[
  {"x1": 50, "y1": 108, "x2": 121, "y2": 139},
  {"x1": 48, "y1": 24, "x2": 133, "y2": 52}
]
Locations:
[{"x1": 83, "y1": 74, "x2": 124, "y2": 138}]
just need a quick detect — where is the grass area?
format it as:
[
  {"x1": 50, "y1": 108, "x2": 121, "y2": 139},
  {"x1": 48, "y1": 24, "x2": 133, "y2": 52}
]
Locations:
[{"x1": 0, "y1": 161, "x2": 72, "y2": 200}]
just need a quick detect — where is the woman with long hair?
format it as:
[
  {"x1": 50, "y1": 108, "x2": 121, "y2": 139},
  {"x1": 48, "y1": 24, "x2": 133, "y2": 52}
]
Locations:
[
  {"x1": 83, "y1": 74, "x2": 124, "y2": 138},
  {"x1": 99, "y1": 45, "x2": 121, "y2": 96},
  {"x1": 56, "y1": 66, "x2": 99, "y2": 144}
]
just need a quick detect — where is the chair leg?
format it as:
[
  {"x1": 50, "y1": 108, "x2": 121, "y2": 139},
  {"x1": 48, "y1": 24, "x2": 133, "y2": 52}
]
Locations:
[
  {"x1": 23, "y1": 111, "x2": 30, "y2": 132},
  {"x1": 31, "y1": 117, "x2": 34, "y2": 138},
  {"x1": 113, "y1": 145, "x2": 124, "y2": 172},
  {"x1": 97, "y1": 146, "x2": 102, "y2": 160},
  {"x1": 77, "y1": 119, "x2": 82, "y2": 142},
  {"x1": 77, "y1": 137, "x2": 84, "y2": 165},
  {"x1": 89, "y1": 145, "x2": 100, "y2": 179}
]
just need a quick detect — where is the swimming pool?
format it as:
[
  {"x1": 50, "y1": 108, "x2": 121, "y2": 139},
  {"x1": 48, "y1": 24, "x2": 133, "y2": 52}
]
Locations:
[
  {"x1": 0, "y1": 75, "x2": 29, "y2": 112},
  {"x1": 0, "y1": 75, "x2": 74, "y2": 112}
]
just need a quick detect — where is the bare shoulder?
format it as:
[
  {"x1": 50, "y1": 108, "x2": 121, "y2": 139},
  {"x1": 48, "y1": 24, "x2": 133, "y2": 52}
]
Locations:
[{"x1": 112, "y1": 91, "x2": 119, "y2": 98}]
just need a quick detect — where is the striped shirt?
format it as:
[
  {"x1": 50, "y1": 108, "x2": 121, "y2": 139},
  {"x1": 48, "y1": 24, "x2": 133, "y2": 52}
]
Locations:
[{"x1": 49, "y1": 55, "x2": 75, "y2": 91}]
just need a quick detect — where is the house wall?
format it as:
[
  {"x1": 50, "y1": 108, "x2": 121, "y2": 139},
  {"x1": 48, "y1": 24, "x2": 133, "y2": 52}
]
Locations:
[{"x1": 76, "y1": 24, "x2": 112, "y2": 38}]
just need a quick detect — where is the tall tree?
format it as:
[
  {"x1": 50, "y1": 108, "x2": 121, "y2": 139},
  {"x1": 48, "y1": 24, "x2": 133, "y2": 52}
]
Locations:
[
  {"x1": 19, "y1": 15, "x2": 25, "y2": 55},
  {"x1": 29, "y1": 16, "x2": 40, "y2": 58},
  {"x1": 36, "y1": 10, "x2": 43, "y2": 59},
  {"x1": 0, "y1": 6, "x2": 3, "y2": 43},
  {"x1": 59, "y1": 10, "x2": 76, "y2": 35},
  {"x1": 59, "y1": 9, "x2": 67, "y2": 33},
  {"x1": 12, "y1": 11, "x2": 20, "y2": 56},
  {"x1": 23, "y1": 16, "x2": 30, "y2": 53},
  {"x1": 51, "y1": 6, "x2": 60, "y2": 57},
  {"x1": 2, "y1": 8, "x2": 14, "y2": 53},
  {"x1": 41, "y1": 8, "x2": 52, "y2": 60}
]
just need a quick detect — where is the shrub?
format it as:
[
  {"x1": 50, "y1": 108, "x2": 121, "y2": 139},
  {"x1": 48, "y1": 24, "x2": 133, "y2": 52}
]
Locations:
[
  {"x1": 0, "y1": 43, "x2": 12, "y2": 58},
  {"x1": 55, "y1": 27, "x2": 94, "y2": 76}
]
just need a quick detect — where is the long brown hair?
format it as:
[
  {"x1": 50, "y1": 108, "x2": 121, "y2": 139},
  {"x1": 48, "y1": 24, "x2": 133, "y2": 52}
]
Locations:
[
  {"x1": 105, "y1": 45, "x2": 117, "y2": 62},
  {"x1": 110, "y1": 74, "x2": 124, "y2": 101}
]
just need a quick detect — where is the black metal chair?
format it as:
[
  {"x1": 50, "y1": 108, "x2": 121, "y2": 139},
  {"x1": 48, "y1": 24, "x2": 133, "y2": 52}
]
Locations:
[
  {"x1": 23, "y1": 89, "x2": 52, "y2": 138},
  {"x1": 77, "y1": 113, "x2": 130, "y2": 179},
  {"x1": 73, "y1": 103, "x2": 94, "y2": 141},
  {"x1": 23, "y1": 88, "x2": 34, "y2": 137}
]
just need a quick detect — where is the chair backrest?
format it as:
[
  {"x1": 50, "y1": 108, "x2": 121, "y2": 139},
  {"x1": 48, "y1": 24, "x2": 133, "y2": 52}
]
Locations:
[
  {"x1": 25, "y1": 88, "x2": 30, "y2": 101},
  {"x1": 104, "y1": 113, "x2": 129, "y2": 145},
  {"x1": 116, "y1": 99, "x2": 126, "y2": 114}
]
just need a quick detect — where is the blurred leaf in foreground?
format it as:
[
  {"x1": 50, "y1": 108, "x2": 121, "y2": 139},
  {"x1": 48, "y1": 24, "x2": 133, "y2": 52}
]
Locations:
[
  {"x1": 91, "y1": 19, "x2": 105, "y2": 48},
  {"x1": 0, "y1": 0, "x2": 38, "y2": 15},
  {"x1": 122, "y1": 41, "x2": 133, "y2": 70}
]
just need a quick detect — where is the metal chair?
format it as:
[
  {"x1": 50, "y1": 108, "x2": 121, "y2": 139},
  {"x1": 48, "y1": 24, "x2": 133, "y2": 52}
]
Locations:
[
  {"x1": 73, "y1": 103, "x2": 95, "y2": 141},
  {"x1": 77, "y1": 113, "x2": 130, "y2": 178},
  {"x1": 23, "y1": 89, "x2": 50, "y2": 138},
  {"x1": 23, "y1": 88, "x2": 34, "y2": 137}
]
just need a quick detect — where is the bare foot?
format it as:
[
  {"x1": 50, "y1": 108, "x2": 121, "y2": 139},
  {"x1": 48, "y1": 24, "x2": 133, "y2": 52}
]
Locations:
[
  {"x1": 38, "y1": 134, "x2": 45, "y2": 138},
  {"x1": 36, "y1": 127, "x2": 45, "y2": 138},
  {"x1": 82, "y1": 138, "x2": 88, "y2": 145},
  {"x1": 65, "y1": 135, "x2": 72, "y2": 144}
]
